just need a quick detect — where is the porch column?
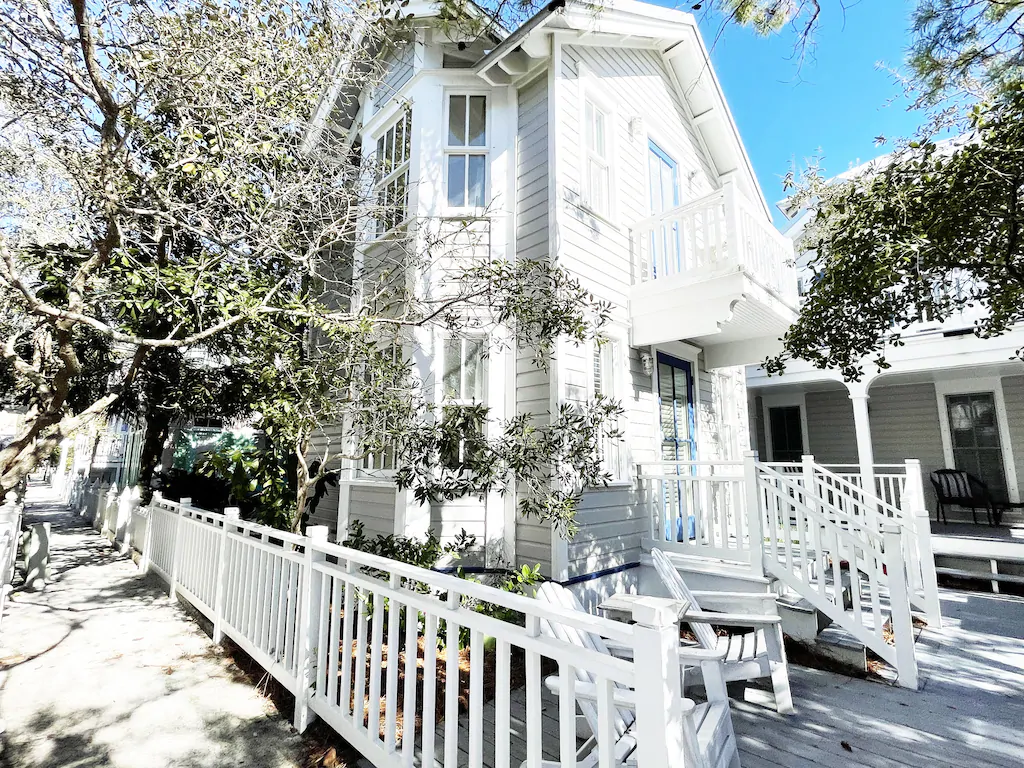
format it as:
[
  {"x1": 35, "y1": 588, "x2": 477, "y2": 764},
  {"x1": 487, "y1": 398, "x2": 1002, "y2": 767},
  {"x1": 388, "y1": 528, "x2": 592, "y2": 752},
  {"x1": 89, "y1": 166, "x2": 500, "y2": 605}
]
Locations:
[{"x1": 847, "y1": 381, "x2": 875, "y2": 500}]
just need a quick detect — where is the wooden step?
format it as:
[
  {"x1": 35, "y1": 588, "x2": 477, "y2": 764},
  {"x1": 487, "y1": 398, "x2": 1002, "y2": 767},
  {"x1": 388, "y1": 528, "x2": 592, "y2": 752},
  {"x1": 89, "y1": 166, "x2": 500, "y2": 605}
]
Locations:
[{"x1": 639, "y1": 548, "x2": 771, "y2": 594}]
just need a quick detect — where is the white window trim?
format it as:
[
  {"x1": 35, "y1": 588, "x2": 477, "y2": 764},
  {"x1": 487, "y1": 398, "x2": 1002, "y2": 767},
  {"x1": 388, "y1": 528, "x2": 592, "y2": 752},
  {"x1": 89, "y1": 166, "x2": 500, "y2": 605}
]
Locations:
[
  {"x1": 443, "y1": 90, "x2": 490, "y2": 215},
  {"x1": 370, "y1": 107, "x2": 413, "y2": 240},
  {"x1": 577, "y1": 64, "x2": 617, "y2": 223},
  {"x1": 587, "y1": 332, "x2": 629, "y2": 484},
  {"x1": 760, "y1": 392, "x2": 810, "y2": 463},
  {"x1": 934, "y1": 377, "x2": 1019, "y2": 502},
  {"x1": 644, "y1": 130, "x2": 683, "y2": 219}
]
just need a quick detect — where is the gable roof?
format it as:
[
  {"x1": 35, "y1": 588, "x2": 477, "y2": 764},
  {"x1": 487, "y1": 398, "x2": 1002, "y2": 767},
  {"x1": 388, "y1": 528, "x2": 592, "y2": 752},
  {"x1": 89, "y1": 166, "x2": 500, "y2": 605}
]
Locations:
[{"x1": 474, "y1": 0, "x2": 773, "y2": 219}]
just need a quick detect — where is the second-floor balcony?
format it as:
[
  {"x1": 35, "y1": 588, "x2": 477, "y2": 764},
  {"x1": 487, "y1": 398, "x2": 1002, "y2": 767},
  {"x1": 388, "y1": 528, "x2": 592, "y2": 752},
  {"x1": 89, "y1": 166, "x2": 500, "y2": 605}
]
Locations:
[{"x1": 629, "y1": 182, "x2": 799, "y2": 367}]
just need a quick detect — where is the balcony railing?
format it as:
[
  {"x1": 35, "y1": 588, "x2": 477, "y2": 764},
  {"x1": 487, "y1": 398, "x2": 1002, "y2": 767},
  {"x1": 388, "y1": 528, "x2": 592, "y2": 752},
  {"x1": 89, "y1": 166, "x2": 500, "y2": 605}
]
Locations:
[{"x1": 632, "y1": 181, "x2": 799, "y2": 307}]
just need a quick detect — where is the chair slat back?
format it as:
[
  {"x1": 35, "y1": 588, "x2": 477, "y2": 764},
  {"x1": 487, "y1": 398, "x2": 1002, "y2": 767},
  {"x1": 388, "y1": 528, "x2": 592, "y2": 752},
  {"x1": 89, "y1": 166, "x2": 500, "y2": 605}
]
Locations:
[
  {"x1": 534, "y1": 582, "x2": 634, "y2": 737},
  {"x1": 651, "y1": 548, "x2": 719, "y2": 650},
  {"x1": 932, "y1": 469, "x2": 971, "y2": 503}
]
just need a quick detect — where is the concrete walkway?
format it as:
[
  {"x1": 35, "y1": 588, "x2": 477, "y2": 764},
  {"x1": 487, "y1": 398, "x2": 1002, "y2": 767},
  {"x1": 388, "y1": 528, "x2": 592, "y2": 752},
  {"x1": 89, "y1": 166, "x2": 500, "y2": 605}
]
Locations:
[{"x1": 0, "y1": 488, "x2": 307, "y2": 768}]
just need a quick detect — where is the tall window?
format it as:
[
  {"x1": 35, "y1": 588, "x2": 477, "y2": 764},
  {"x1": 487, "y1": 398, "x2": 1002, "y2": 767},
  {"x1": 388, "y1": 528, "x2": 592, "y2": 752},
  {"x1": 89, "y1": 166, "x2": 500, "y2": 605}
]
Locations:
[
  {"x1": 593, "y1": 340, "x2": 624, "y2": 478},
  {"x1": 441, "y1": 336, "x2": 487, "y2": 469},
  {"x1": 946, "y1": 392, "x2": 1008, "y2": 501},
  {"x1": 583, "y1": 98, "x2": 611, "y2": 216},
  {"x1": 375, "y1": 109, "x2": 412, "y2": 236},
  {"x1": 648, "y1": 141, "x2": 680, "y2": 278},
  {"x1": 446, "y1": 94, "x2": 487, "y2": 208}
]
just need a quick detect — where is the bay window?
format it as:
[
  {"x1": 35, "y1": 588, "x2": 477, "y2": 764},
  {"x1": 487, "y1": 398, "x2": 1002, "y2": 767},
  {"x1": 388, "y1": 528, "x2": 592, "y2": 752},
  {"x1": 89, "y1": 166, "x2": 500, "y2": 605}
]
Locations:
[
  {"x1": 445, "y1": 94, "x2": 488, "y2": 209},
  {"x1": 375, "y1": 108, "x2": 412, "y2": 236}
]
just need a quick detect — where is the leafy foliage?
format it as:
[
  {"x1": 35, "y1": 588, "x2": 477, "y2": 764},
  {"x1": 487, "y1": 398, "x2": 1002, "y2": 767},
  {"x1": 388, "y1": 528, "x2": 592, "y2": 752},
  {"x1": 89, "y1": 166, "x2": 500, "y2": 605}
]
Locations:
[{"x1": 768, "y1": 87, "x2": 1024, "y2": 380}]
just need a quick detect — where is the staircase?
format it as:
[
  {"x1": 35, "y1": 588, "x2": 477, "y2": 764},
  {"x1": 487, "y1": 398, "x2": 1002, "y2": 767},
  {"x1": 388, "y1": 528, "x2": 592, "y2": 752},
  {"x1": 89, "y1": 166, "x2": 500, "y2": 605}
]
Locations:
[{"x1": 637, "y1": 453, "x2": 941, "y2": 690}]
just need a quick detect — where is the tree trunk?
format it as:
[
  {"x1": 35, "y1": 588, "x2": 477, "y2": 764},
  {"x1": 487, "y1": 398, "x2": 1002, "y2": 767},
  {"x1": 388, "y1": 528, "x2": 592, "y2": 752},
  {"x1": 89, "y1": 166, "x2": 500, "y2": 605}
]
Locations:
[{"x1": 138, "y1": 410, "x2": 174, "y2": 503}]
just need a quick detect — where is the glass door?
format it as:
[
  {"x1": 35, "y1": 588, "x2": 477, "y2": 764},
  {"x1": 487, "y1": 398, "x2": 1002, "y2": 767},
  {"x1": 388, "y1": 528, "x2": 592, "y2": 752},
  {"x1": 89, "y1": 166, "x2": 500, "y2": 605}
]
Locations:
[
  {"x1": 648, "y1": 141, "x2": 679, "y2": 278},
  {"x1": 768, "y1": 406, "x2": 804, "y2": 462},
  {"x1": 945, "y1": 392, "x2": 1008, "y2": 502}
]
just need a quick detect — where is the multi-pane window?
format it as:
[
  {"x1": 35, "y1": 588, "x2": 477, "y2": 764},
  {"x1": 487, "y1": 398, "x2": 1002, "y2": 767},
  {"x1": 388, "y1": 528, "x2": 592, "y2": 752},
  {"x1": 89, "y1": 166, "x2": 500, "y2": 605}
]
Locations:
[
  {"x1": 375, "y1": 109, "x2": 412, "y2": 236},
  {"x1": 441, "y1": 336, "x2": 487, "y2": 470},
  {"x1": 446, "y1": 94, "x2": 487, "y2": 208},
  {"x1": 946, "y1": 392, "x2": 1008, "y2": 502},
  {"x1": 593, "y1": 340, "x2": 624, "y2": 479},
  {"x1": 584, "y1": 99, "x2": 611, "y2": 216}
]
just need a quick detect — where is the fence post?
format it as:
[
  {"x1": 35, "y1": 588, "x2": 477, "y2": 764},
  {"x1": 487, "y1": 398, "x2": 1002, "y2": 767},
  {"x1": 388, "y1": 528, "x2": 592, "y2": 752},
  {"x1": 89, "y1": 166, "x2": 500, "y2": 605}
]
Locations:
[
  {"x1": 213, "y1": 506, "x2": 240, "y2": 644},
  {"x1": 294, "y1": 524, "x2": 329, "y2": 732},
  {"x1": 904, "y1": 459, "x2": 941, "y2": 627},
  {"x1": 743, "y1": 450, "x2": 765, "y2": 576},
  {"x1": 169, "y1": 497, "x2": 190, "y2": 600},
  {"x1": 801, "y1": 453, "x2": 817, "y2": 512},
  {"x1": 140, "y1": 493, "x2": 158, "y2": 575},
  {"x1": 882, "y1": 524, "x2": 919, "y2": 690},
  {"x1": 631, "y1": 596, "x2": 687, "y2": 768}
]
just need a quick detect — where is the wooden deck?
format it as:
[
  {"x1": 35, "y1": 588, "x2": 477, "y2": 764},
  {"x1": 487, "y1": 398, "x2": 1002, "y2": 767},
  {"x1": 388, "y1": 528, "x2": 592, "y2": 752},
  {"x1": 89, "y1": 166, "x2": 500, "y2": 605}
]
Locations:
[{"x1": 420, "y1": 587, "x2": 1024, "y2": 768}]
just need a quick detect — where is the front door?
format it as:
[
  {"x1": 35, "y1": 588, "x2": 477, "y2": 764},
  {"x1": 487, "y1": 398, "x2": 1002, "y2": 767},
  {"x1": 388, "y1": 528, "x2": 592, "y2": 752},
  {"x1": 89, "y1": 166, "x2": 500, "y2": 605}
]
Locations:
[
  {"x1": 768, "y1": 406, "x2": 804, "y2": 462},
  {"x1": 945, "y1": 392, "x2": 1009, "y2": 502}
]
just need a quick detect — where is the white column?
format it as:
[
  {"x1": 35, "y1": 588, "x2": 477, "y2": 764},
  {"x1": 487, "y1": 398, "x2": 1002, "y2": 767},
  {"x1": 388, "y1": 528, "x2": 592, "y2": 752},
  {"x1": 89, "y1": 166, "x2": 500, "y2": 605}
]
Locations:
[{"x1": 848, "y1": 381, "x2": 875, "y2": 502}]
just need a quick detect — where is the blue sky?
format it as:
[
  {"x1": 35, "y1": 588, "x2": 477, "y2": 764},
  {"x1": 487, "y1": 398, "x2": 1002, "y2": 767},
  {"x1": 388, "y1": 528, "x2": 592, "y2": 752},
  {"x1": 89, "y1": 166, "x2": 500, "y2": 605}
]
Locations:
[{"x1": 688, "y1": 1, "x2": 921, "y2": 221}]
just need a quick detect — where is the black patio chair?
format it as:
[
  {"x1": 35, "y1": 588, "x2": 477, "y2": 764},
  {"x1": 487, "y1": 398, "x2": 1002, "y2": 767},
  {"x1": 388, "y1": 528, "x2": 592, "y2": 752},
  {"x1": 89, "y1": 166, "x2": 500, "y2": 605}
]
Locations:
[{"x1": 930, "y1": 469, "x2": 997, "y2": 526}]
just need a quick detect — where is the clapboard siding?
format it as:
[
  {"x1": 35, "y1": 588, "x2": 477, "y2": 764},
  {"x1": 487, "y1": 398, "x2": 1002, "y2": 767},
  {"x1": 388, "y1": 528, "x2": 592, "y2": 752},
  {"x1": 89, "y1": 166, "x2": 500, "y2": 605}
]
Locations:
[
  {"x1": 372, "y1": 43, "x2": 414, "y2": 111},
  {"x1": 868, "y1": 383, "x2": 945, "y2": 511},
  {"x1": 430, "y1": 496, "x2": 487, "y2": 566},
  {"x1": 805, "y1": 389, "x2": 858, "y2": 464},
  {"x1": 567, "y1": 485, "x2": 645, "y2": 580},
  {"x1": 348, "y1": 482, "x2": 397, "y2": 539},
  {"x1": 556, "y1": 45, "x2": 717, "y2": 314},
  {"x1": 1001, "y1": 375, "x2": 1024, "y2": 497},
  {"x1": 307, "y1": 423, "x2": 346, "y2": 536},
  {"x1": 516, "y1": 74, "x2": 549, "y2": 262}
]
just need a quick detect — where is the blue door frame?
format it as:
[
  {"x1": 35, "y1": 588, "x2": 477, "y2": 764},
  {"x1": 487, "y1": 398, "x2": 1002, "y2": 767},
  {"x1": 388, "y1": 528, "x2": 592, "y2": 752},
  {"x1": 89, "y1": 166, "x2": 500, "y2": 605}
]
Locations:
[{"x1": 656, "y1": 352, "x2": 697, "y2": 541}]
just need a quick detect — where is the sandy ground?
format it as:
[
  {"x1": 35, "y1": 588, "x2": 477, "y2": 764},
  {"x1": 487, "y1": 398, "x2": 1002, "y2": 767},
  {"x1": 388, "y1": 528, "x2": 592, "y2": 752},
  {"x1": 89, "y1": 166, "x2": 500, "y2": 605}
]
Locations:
[{"x1": 0, "y1": 486, "x2": 306, "y2": 768}]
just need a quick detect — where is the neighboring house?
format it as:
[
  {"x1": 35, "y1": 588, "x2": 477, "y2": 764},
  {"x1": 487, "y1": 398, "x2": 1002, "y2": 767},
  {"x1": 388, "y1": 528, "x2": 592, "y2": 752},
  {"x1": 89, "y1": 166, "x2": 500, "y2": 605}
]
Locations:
[
  {"x1": 309, "y1": 0, "x2": 799, "y2": 597},
  {"x1": 747, "y1": 162, "x2": 1024, "y2": 521}
]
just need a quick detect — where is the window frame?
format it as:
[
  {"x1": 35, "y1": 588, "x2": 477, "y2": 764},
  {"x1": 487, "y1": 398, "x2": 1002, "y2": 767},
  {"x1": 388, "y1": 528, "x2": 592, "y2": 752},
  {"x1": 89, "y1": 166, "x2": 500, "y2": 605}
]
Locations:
[
  {"x1": 443, "y1": 91, "x2": 490, "y2": 213},
  {"x1": 372, "y1": 107, "x2": 413, "y2": 239},
  {"x1": 578, "y1": 65, "x2": 617, "y2": 221},
  {"x1": 588, "y1": 335, "x2": 628, "y2": 483},
  {"x1": 438, "y1": 333, "x2": 489, "y2": 471}
]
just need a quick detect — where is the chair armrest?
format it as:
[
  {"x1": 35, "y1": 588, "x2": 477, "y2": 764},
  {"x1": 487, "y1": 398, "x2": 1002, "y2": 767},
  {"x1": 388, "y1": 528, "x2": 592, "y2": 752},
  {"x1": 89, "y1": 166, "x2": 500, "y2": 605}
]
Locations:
[
  {"x1": 687, "y1": 591, "x2": 780, "y2": 616},
  {"x1": 543, "y1": 675, "x2": 697, "y2": 716},
  {"x1": 684, "y1": 609, "x2": 782, "y2": 627},
  {"x1": 606, "y1": 638, "x2": 728, "y2": 663}
]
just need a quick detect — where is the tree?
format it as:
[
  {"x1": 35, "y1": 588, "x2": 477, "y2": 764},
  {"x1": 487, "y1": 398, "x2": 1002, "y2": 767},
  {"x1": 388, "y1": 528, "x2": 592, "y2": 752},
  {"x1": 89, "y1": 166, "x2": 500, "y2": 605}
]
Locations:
[
  {"x1": 0, "y1": 0, "x2": 620, "y2": 537},
  {"x1": 713, "y1": 1, "x2": 1024, "y2": 379}
]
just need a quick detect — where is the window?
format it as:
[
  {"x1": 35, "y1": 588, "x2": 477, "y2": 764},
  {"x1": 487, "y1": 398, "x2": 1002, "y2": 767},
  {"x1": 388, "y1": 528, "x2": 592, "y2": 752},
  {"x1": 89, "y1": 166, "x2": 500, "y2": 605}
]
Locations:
[
  {"x1": 446, "y1": 94, "x2": 487, "y2": 209},
  {"x1": 768, "y1": 406, "x2": 804, "y2": 462},
  {"x1": 648, "y1": 141, "x2": 680, "y2": 278},
  {"x1": 375, "y1": 108, "x2": 412, "y2": 236},
  {"x1": 945, "y1": 392, "x2": 1008, "y2": 501},
  {"x1": 441, "y1": 336, "x2": 488, "y2": 469},
  {"x1": 583, "y1": 98, "x2": 611, "y2": 215},
  {"x1": 658, "y1": 354, "x2": 695, "y2": 463},
  {"x1": 593, "y1": 340, "x2": 624, "y2": 479}
]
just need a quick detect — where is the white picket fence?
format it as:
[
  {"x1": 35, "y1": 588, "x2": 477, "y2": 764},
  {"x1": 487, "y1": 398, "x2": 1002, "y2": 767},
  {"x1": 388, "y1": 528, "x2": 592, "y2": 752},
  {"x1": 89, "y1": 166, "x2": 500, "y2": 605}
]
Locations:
[
  {"x1": 131, "y1": 494, "x2": 698, "y2": 768},
  {"x1": 68, "y1": 476, "x2": 143, "y2": 553},
  {"x1": 0, "y1": 490, "x2": 23, "y2": 632}
]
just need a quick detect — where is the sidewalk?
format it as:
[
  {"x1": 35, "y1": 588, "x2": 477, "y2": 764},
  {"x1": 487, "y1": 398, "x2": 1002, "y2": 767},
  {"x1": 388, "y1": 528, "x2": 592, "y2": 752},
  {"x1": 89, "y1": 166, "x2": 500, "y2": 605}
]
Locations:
[{"x1": 0, "y1": 487, "x2": 306, "y2": 768}]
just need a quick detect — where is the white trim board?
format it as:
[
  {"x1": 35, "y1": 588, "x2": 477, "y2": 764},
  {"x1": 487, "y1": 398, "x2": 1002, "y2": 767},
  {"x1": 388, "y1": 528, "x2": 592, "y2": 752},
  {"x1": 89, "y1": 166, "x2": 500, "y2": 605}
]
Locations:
[{"x1": 934, "y1": 377, "x2": 1020, "y2": 503}]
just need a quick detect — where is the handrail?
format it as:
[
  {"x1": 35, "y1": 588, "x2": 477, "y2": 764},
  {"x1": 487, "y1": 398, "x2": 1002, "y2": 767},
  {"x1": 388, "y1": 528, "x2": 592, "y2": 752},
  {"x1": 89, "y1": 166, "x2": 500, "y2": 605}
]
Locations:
[{"x1": 632, "y1": 189, "x2": 725, "y2": 231}]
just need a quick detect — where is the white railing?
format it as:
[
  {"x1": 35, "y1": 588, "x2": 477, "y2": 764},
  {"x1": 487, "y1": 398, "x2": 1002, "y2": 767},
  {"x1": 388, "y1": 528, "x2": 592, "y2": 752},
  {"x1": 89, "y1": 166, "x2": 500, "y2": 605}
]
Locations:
[
  {"x1": 0, "y1": 491, "x2": 23, "y2": 632},
  {"x1": 756, "y1": 463, "x2": 919, "y2": 689},
  {"x1": 132, "y1": 494, "x2": 700, "y2": 768},
  {"x1": 638, "y1": 461, "x2": 755, "y2": 565},
  {"x1": 633, "y1": 180, "x2": 799, "y2": 306},
  {"x1": 820, "y1": 464, "x2": 909, "y2": 510},
  {"x1": 69, "y1": 477, "x2": 142, "y2": 554}
]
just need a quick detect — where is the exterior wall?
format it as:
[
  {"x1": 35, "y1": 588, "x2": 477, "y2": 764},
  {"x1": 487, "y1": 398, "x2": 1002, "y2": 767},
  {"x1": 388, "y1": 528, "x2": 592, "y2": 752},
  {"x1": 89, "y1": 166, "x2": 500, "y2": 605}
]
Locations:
[
  {"x1": 348, "y1": 482, "x2": 399, "y2": 539},
  {"x1": 1001, "y1": 375, "x2": 1024, "y2": 497},
  {"x1": 371, "y1": 42, "x2": 415, "y2": 112},
  {"x1": 805, "y1": 389, "x2": 857, "y2": 464}
]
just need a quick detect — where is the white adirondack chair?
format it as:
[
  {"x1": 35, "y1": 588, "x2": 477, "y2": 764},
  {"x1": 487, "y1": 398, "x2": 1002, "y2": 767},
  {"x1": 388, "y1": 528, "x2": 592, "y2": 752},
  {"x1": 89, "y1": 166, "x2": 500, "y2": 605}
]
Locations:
[
  {"x1": 532, "y1": 581, "x2": 741, "y2": 768},
  {"x1": 651, "y1": 548, "x2": 793, "y2": 714}
]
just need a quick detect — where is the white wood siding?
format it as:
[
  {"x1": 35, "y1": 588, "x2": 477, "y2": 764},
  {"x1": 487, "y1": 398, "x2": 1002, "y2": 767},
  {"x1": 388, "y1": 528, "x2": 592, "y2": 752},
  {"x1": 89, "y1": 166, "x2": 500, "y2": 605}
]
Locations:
[
  {"x1": 516, "y1": 74, "x2": 548, "y2": 262},
  {"x1": 372, "y1": 43, "x2": 415, "y2": 111},
  {"x1": 1001, "y1": 375, "x2": 1024, "y2": 496},
  {"x1": 348, "y1": 483, "x2": 398, "y2": 539},
  {"x1": 805, "y1": 389, "x2": 858, "y2": 464},
  {"x1": 430, "y1": 497, "x2": 487, "y2": 565},
  {"x1": 567, "y1": 485, "x2": 645, "y2": 580}
]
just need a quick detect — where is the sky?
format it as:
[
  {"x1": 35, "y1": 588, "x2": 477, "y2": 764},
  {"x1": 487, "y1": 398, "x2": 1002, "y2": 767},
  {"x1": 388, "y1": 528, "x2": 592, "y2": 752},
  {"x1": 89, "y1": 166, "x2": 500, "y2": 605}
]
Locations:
[{"x1": 686, "y1": 1, "x2": 922, "y2": 223}]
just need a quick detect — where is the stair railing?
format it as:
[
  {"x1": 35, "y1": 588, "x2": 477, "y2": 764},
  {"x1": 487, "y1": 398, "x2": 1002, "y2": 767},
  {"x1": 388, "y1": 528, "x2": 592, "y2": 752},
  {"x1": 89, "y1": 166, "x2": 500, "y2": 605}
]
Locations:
[{"x1": 756, "y1": 462, "x2": 920, "y2": 689}]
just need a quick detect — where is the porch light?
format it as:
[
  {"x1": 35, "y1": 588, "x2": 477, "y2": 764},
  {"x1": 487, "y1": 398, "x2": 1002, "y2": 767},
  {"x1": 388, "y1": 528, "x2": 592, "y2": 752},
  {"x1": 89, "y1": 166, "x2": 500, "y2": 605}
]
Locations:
[{"x1": 640, "y1": 350, "x2": 654, "y2": 376}]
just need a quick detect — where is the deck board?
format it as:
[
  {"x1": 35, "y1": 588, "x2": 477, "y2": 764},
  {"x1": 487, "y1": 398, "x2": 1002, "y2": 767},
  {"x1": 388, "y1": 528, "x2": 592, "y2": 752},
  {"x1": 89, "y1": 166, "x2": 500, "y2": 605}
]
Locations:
[{"x1": 410, "y1": 589, "x2": 1024, "y2": 768}]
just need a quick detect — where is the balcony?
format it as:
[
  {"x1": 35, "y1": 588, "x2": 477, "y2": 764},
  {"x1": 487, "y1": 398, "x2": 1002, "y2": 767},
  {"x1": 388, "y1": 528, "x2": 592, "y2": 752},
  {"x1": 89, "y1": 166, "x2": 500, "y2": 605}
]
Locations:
[{"x1": 629, "y1": 182, "x2": 799, "y2": 367}]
